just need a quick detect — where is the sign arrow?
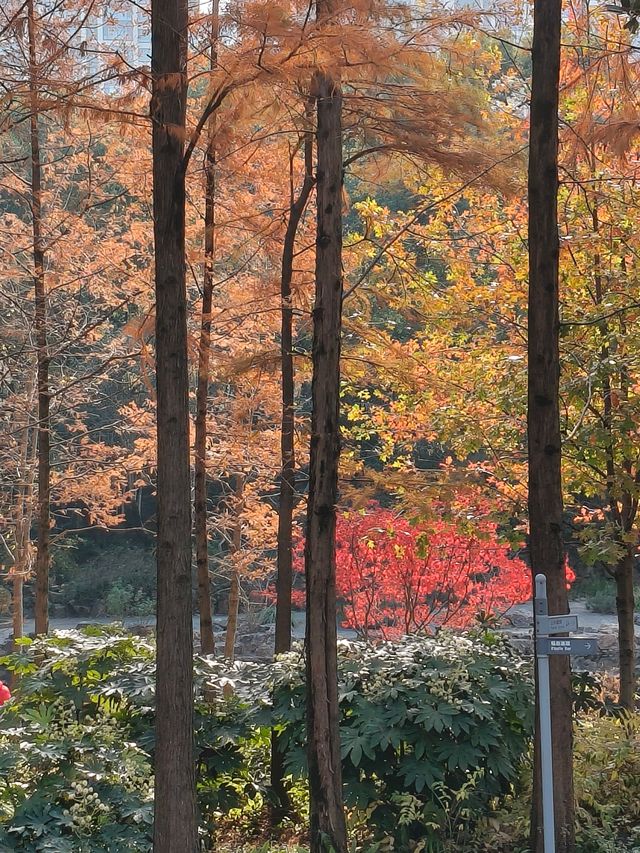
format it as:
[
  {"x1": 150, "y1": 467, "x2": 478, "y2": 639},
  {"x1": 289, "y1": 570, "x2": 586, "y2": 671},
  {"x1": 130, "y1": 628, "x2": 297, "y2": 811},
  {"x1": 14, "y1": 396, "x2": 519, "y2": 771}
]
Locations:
[{"x1": 537, "y1": 636, "x2": 599, "y2": 656}]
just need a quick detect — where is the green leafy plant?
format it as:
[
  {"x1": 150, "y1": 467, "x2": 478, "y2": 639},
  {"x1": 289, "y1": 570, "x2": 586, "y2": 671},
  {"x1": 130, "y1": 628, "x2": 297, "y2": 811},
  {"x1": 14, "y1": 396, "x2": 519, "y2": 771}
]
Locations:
[
  {"x1": 104, "y1": 582, "x2": 154, "y2": 617},
  {"x1": 0, "y1": 627, "x2": 534, "y2": 852},
  {"x1": 269, "y1": 633, "x2": 534, "y2": 851},
  {"x1": 573, "y1": 714, "x2": 640, "y2": 851},
  {"x1": 572, "y1": 572, "x2": 640, "y2": 615},
  {"x1": 0, "y1": 628, "x2": 155, "y2": 851},
  {"x1": 47, "y1": 537, "x2": 156, "y2": 617},
  {"x1": 449, "y1": 711, "x2": 640, "y2": 853}
]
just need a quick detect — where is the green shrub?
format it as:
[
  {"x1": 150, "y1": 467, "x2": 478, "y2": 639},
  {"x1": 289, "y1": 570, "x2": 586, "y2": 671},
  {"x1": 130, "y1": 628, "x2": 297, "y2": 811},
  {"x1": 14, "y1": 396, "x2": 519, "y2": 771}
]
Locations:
[
  {"x1": 451, "y1": 712, "x2": 640, "y2": 853},
  {"x1": 0, "y1": 629, "x2": 155, "y2": 852},
  {"x1": 193, "y1": 633, "x2": 534, "y2": 850},
  {"x1": 583, "y1": 576, "x2": 617, "y2": 614},
  {"x1": 575, "y1": 573, "x2": 640, "y2": 615},
  {"x1": 48, "y1": 537, "x2": 156, "y2": 616},
  {"x1": 104, "y1": 582, "x2": 154, "y2": 617},
  {"x1": 574, "y1": 714, "x2": 640, "y2": 851},
  {"x1": 0, "y1": 628, "x2": 534, "y2": 852},
  {"x1": 270, "y1": 634, "x2": 534, "y2": 851},
  {"x1": 0, "y1": 629, "x2": 271, "y2": 849}
]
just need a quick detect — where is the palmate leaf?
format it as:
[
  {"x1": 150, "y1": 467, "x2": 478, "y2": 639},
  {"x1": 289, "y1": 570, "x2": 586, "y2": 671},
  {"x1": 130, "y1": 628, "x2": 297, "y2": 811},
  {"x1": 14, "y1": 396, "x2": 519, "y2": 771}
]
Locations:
[
  {"x1": 93, "y1": 823, "x2": 152, "y2": 852},
  {"x1": 8, "y1": 800, "x2": 55, "y2": 838},
  {"x1": 398, "y1": 755, "x2": 442, "y2": 794},
  {"x1": 469, "y1": 720, "x2": 500, "y2": 750},
  {"x1": 21, "y1": 705, "x2": 59, "y2": 730},
  {"x1": 21, "y1": 742, "x2": 69, "y2": 763},
  {"x1": 117, "y1": 800, "x2": 153, "y2": 825},
  {"x1": 343, "y1": 777, "x2": 379, "y2": 808},
  {"x1": 411, "y1": 703, "x2": 459, "y2": 734},
  {"x1": 340, "y1": 730, "x2": 376, "y2": 767},
  {"x1": 0, "y1": 744, "x2": 22, "y2": 773},
  {"x1": 0, "y1": 832, "x2": 25, "y2": 851},
  {"x1": 434, "y1": 740, "x2": 483, "y2": 772},
  {"x1": 486, "y1": 749, "x2": 516, "y2": 781}
]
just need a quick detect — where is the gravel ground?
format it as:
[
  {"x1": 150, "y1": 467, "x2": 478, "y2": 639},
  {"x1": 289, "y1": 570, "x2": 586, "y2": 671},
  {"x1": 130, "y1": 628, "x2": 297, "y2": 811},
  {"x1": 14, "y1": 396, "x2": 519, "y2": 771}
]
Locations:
[{"x1": 0, "y1": 599, "x2": 628, "y2": 646}]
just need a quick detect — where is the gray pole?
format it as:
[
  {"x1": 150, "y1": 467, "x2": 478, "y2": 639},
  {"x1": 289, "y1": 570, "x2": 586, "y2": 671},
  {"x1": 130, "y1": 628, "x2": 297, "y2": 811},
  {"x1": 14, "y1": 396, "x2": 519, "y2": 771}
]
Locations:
[{"x1": 534, "y1": 573, "x2": 555, "y2": 853}]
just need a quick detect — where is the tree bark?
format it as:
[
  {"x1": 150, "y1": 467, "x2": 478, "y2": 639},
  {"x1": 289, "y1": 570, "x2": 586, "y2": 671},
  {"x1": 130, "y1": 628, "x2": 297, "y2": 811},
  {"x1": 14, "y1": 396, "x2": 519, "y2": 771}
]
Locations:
[
  {"x1": 271, "y1": 115, "x2": 315, "y2": 823},
  {"x1": 27, "y1": 0, "x2": 50, "y2": 637},
  {"x1": 304, "y1": 45, "x2": 348, "y2": 853},
  {"x1": 528, "y1": 0, "x2": 575, "y2": 849},
  {"x1": 615, "y1": 328, "x2": 637, "y2": 709},
  {"x1": 151, "y1": 0, "x2": 198, "y2": 848},
  {"x1": 195, "y1": 0, "x2": 220, "y2": 658},
  {"x1": 12, "y1": 576, "x2": 24, "y2": 644},
  {"x1": 275, "y1": 120, "x2": 314, "y2": 656},
  {"x1": 616, "y1": 546, "x2": 636, "y2": 711},
  {"x1": 12, "y1": 371, "x2": 36, "y2": 645},
  {"x1": 224, "y1": 473, "x2": 244, "y2": 661}
]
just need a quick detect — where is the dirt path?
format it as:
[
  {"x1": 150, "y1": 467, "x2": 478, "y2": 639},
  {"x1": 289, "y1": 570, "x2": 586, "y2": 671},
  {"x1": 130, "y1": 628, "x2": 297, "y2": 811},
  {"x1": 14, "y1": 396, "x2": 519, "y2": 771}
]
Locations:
[{"x1": 0, "y1": 600, "x2": 632, "y2": 647}]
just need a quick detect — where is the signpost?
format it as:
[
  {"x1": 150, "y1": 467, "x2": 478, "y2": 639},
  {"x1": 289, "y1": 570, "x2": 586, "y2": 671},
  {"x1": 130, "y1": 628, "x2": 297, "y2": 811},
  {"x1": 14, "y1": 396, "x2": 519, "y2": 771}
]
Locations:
[
  {"x1": 538, "y1": 636, "x2": 598, "y2": 656},
  {"x1": 534, "y1": 574, "x2": 599, "y2": 853}
]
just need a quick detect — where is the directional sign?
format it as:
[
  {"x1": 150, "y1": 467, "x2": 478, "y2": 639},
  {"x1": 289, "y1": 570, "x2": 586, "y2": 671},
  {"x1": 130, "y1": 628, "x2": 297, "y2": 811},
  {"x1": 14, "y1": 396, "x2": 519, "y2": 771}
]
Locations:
[
  {"x1": 537, "y1": 636, "x2": 599, "y2": 656},
  {"x1": 536, "y1": 615, "x2": 579, "y2": 635}
]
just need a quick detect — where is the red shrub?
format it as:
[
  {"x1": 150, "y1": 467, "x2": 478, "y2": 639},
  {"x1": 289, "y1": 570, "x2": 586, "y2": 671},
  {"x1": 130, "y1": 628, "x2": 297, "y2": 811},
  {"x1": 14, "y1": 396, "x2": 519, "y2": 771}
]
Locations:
[{"x1": 293, "y1": 505, "x2": 545, "y2": 639}]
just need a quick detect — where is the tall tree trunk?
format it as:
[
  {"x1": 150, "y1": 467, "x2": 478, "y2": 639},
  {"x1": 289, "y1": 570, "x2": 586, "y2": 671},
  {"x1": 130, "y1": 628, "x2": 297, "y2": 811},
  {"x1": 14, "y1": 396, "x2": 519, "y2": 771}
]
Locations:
[
  {"x1": 304, "y1": 30, "x2": 348, "y2": 853},
  {"x1": 12, "y1": 576, "x2": 24, "y2": 645},
  {"x1": 616, "y1": 319, "x2": 637, "y2": 709},
  {"x1": 12, "y1": 371, "x2": 36, "y2": 645},
  {"x1": 275, "y1": 121, "x2": 314, "y2": 656},
  {"x1": 195, "y1": 0, "x2": 220, "y2": 658},
  {"x1": 616, "y1": 545, "x2": 636, "y2": 710},
  {"x1": 271, "y1": 117, "x2": 315, "y2": 823},
  {"x1": 151, "y1": 0, "x2": 198, "y2": 848},
  {"x1": 528, "y1": 0, "x2": 575, "y2": 849},
  {"x1": 224, "y1": 473, "x2": 244, "y2": 661},
  {"x1": 27, "y1": 0, "x2": 50, "y2": 637}
]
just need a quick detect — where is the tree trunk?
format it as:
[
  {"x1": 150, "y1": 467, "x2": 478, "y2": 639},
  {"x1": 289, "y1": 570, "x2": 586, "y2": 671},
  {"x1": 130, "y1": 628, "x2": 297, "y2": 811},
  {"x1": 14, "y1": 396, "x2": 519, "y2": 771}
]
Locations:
[
  {"x1": 194, "y1": 0, "x2": 220, "y2": 658},
  {"x1": 151, "y1": 0, "x2": 198, "y2": 848},
  {"x1": 12, "y1": 576, "x2": 23, "y2": 642},
  {"x1": 304, "y1": 49, "x2": 348, "y2": 853},
  {"x1": 271, "y1": 117, "x2": 315, "y2": 823},
  {"x1": 27, "y1": 0, "x2": 50, "y2": 637},
  {"x1": 615, "y1": 326, "x2": 637, "y2": 710},
  {"x1": 528, "y1": 0, "x2": 575, "y2": 849},
  {"x1": 275, "y1": 120, "x2": 314, "y2": 656},
  {"x1": 616, "y1": 546, "x2": 636, "y2": 711},
  {"x1": 224, "y1": 473, "x2": 244, "y2": 661},
  {"x1": 12, "y1": 372, "x2": 36, "y2": 645}
]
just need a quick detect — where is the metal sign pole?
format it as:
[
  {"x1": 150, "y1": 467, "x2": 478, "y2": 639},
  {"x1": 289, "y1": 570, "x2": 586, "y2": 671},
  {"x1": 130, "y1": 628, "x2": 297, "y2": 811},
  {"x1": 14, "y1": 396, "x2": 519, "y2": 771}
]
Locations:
[{"x1": 535, "y1": 573, "x2": 555, "y2": 853}]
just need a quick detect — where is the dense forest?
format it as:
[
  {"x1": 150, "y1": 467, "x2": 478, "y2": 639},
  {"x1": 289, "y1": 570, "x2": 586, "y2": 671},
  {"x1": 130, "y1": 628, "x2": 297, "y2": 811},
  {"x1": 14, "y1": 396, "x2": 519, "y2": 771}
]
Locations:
[{"x1": 0, "y1": 0, "x2": 639, "y2": 851}]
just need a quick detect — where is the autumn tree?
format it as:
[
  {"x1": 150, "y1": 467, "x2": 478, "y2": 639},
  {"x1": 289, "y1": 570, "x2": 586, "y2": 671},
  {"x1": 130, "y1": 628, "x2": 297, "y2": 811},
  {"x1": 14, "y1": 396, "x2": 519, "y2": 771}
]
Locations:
[
  {"x1": 556, "y1": 7, "x2": 640, "y2": 711},
  {"x1": 0, "y1": 0, "x2": 156, "y2": 635},
  {"x1": 274, "y1": 99, "x2": 315, "y2": 657},
  {"x1": 0, "y1": 369, "x2": 36, "y2": 642}
]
